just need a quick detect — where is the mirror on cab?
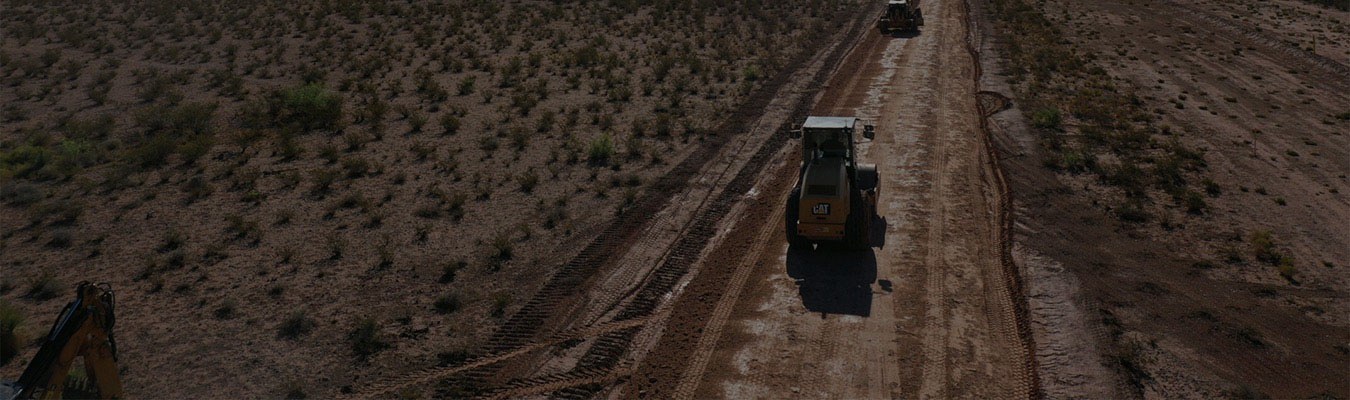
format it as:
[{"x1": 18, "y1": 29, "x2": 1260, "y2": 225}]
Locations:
[{"x1": 863, "y1": 124, "x2": 875, "y2": 140}]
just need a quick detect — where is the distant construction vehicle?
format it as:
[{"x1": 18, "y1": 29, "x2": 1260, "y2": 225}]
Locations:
[
  {"x1": 2, "y1": 282, "x2": 123, "y2": 400},
  {"x1": 878, "y1": 0, "x2": 924, "y2": 33},
  {"x1": 785, "y1": 116, "x2": 879, "y2": 250}
]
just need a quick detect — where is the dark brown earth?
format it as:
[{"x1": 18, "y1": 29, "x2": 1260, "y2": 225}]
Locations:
[
  {"x1": 3, "y1": 0, "x2": 1345, "y2": 398},
  {"x1": 0, "y1": 1, "x2": 857, "y2": 398},
  {"x1": 983, "y1": 0, "x2": 1350, "y2": 398}
]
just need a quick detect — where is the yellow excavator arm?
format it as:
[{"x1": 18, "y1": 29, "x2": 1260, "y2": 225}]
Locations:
[{"x1": 8, "y1": 282, "x2": 123, "y2": 400}]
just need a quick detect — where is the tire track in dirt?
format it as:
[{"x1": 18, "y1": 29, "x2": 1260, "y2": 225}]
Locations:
[
  {"x1": 962, "y1": 0, "x2": 1040, "y2": 396},
  {"x1": 543, "y1": 11, "x2": 879, "y2": 398},
  {"x1": 1163, "y1": 0, "x2": 1350, "y2": 89},
  {"x1": 669, "y1": 185, "x2": 788, "y2": 400},
  {"x1": 353, "y1": 315, "x2": 653, "y2": 399}
]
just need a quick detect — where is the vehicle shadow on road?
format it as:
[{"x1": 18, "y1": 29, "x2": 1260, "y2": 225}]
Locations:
[
  {"x1": 870, "y1": 215, "x2": 889, "y2": 249},
  {"x1": 785, "y1": 246, "x2": 878, "y2": 317},
  {"x1": 882, "y1": 30, "x2": 921, "y2": 39}
]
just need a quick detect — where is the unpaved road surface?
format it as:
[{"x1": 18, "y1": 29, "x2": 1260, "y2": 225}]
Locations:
[
  {"x1": 987, "y1": 0, "x2": 1350, "y2": 398},
  {"x1": 350, "y1": 1, "x2": 1038, "y2": 398},
  {"x1": 628, "y1": 0, "x2": 1035, "y2": 398}
]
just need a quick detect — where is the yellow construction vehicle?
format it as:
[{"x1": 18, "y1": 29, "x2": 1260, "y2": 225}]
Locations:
[
  {"x1": 879, "y1": 0, "x2": 924, "y2": 34},
  {"x1": 2, "y1": 282, "x2": 123, "y2": 400},
  {"x1": 786, "y1": 116, "x2": 879, "y2": 250}
]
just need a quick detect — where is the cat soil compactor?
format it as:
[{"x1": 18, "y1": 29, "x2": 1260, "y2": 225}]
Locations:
[
  {"x1": 786, "y1": 116, "x2": 879, "y2": 250},
  {"x1": 2, "y1": 282, "x2": 123, "y2": 400},
  {"x1": 879, "y1": 0, "x2": 924, "y2": 33}
]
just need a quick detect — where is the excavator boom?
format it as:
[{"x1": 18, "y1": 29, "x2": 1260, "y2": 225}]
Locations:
[{"x1": 7, "y1": 282, "x2": 122, "y2": 400}]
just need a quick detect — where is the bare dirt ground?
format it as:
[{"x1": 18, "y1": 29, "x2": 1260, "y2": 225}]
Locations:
[
  {"x1": 627, "y1": 0, "x2": 1036, "y2": 398},
  {"x1": 342, "y1": 0, "x2": 1041, "y2": 397},
  {"x1": 4, "y1": 0, "x2": 1344, "y2": 398},
  {"x1": 0, "y1": 1, "x2": 856, "y2": 398},
  {"x1": 983, "y1": 0, "x2": 1350, "y2": 398}
]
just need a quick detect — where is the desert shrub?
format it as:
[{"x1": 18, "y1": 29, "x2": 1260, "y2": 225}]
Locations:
[
  {"x1": 1030, "y1": 108, "x2": 1062, "y2": 130},
  {"x1": 457, "y1": 76, "x2": 475, "y2": 96},
  {"x1": 1302, "y1": 0, "x2": 1349, "y2": 11},
  {"x1": 1249, "y1": 230, "x2": 1294, "y2": 277},
  {"x1": 508, "y1": 127, "x2": 530, "y2": 150},
  {"x1": 127, "y1": 134, "x2": 177, "y2": 168},
  {"x1": 1277, "y1": 259, "x2": 1297, "y2": 281},
  {"x1": 282, "y1": 84, "x2": 343, "y2": 131},
  {"x1": 47, "y1": 228, "x2": 74, "y2": 248},
  {"x1": 1056, "y1": 150, "x2": 1096, "y2": 173},
  {"x1": 225, "y1": 214, "x2": 260, "y2": 240},
  {"x1": 517, "y1": 170, "x2": 539, "y2": 193},
  {"x1": 283, "y1": 382, "x2": 307, "y2": 400},
  {"x1": 46, "y1": 139, "x2": 102, "y2": 179},
  {"x1": 1250, "y1": 231, "x2": 1278, "y2": 263},
  {"x1": 1, "y1": 145, "x2": 52, "y2": 181},
  {"x1": 439, "y1": 114, "x2": 460, "y2": 135},
  {"x1": 588, "y1": 133, "x2": 615, "y2": 165},
  {"x1": 30, "y1": 199, "x2": 83, "y2": 226},
  {"x1": 0, "y1": 181, "x2": 44, "y2": 206},
  {"x1": 214, "y1": 299, "x2": 236, "y2": 319},
  {"x1": 24, "y1": 272, "x2": 62, "y2": 301},
  {"x1": 277, "y1": 311, "x2": 315, "y2": 339},
  {"x1": 327, "y1": 237, "x2": 346, "y2": 260},
  {"x1": 1181, "y1": 190, "x2": 1206, "y2": 214},
  {"x1": 147, "y1": 102, "x2": 217, "y2": 137},
  {"x1": 414, "y1": 204, "x2": 442, "y2": 219},
  {"x1": 433, "y1": 294, "x2": 461, "y2": 314},
  {"x1": 438, "y1": 260, "x2": 466, "y2": 284},
  {"x1": 61, "y1": 114, "x2": 116, "y2": 140},
  {"x1": 489, "y1": 232, "x2": 513, "y2": 263},
  {"x1": 178, "y1": 134, "x2": 214, "y2": 166},
  {"x1": 489, "y1": 293, "x2": 512, "y2": 318},
  {"x1": 341, "y1": 157, "x2": 371, "y2": 178},
  {"x1": 536, "y1": 110, "x2": 555, "y2": 133},
  {"x1": 1102, "y1": 163, "x2": 1147, "y2": 197},
  {"x1": 182, "y1": 176, "x2": 213, "y2": 203},
  {"x1": 1115, "y1": 200, "x2": 1149, "y2": 223},
  {"x1": 243, "y1": 84, "x2": 343, "y2": 133},
  {"x1": 1202, "y1": 178, "x2": 1222, "y2": 196},
  {"x1": 348, "y1": 318, "x2": 388, "y2": 361},
  {"x1": 310, "y1": 168, "x2": 340, "y2": 195},
  {"x1": 408, "y1": 112, "x2": 428, "y2": 132},
  {"x1": 0, "y1": 300, "x2": 22, "y2": 366}
]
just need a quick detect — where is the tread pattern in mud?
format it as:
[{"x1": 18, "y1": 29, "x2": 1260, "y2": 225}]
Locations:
[{"x1": 963, "y1": 0, "x2": 1041, "y2": 396}]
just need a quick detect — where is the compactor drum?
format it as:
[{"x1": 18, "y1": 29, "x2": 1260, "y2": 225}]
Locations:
[{"x1": 785, "y1": 116, "x2": 879, "y2": 250}]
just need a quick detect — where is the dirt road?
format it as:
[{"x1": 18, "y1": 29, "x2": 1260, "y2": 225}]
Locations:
[
  {"x1": 351, "y1": 0, "x2": 1038, "y2": 397},
  {"x1": 628, "y1": 0, "x2": 1035, "y2": 398}
]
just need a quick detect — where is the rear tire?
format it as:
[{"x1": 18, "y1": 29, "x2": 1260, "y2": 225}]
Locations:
[{"x1": 786, "y1": 186, "x2": 811, "y2": 249}]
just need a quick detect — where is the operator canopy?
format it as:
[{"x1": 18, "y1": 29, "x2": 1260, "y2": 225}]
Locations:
[{"x1": 802, "y1": 116, "x2": 857, "y2": 130}]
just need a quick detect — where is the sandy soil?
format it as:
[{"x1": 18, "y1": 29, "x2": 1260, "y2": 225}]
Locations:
[
  {"x1": 628, "y1": 0, "x2": 1035, "y2": 398},
  {"x1": 9, "y1": 0, "x2": 1340, "y2": 398},
  {"x1": 985, "y1": 0, "x2": 1350, "y2": 398},
  {"x1": 0, "y1": 1, "x2": 852, "y2": 398}
]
